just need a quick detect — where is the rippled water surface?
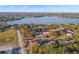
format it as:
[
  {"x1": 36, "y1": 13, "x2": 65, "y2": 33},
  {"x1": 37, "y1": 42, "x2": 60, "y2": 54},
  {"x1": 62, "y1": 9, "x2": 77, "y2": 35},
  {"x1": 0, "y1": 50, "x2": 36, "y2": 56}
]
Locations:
[{"x1": 5, "y1": 17, "x2": 79, "y2": 25}]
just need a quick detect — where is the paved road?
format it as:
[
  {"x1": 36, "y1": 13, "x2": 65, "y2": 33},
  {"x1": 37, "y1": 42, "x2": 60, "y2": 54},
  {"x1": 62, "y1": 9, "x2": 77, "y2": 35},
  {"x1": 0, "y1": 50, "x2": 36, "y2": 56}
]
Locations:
[{"x1": 17, "y1": 30, "x2": 25, "y2": 54}]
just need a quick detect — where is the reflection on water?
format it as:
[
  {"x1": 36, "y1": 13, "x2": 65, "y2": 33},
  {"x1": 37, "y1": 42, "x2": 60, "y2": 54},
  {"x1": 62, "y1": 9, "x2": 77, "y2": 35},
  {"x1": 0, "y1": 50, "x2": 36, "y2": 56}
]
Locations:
[{"x1": 6, "y1": 17, "x2": 79, "y2": 25}]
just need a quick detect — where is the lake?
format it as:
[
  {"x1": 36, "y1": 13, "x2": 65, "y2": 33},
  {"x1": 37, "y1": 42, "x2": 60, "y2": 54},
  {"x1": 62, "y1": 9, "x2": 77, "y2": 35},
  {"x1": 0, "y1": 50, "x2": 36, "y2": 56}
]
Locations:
[{"x1": 5, "y1": 17, "x2": 79, "y2": 25}]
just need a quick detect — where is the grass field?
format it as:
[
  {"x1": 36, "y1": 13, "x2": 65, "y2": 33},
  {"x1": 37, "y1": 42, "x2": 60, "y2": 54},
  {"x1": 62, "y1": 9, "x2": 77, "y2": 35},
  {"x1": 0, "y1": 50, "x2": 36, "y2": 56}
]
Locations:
[{"x1": 0, "y1": 29, "x2": 18, "y2": 46}]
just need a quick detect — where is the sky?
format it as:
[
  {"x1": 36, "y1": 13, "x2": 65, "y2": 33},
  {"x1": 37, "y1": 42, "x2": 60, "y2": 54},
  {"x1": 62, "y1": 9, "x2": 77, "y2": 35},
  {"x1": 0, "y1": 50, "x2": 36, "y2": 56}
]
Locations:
[{"x1": 0, "y1": 5, "x2": 79, "y2": 12}]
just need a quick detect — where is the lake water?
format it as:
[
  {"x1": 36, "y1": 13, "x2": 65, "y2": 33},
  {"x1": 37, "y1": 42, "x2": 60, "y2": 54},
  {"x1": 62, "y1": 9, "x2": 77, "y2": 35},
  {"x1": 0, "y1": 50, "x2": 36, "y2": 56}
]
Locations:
[{"x1": 6, "y1": 17, "x2": 79, "y2": 25}]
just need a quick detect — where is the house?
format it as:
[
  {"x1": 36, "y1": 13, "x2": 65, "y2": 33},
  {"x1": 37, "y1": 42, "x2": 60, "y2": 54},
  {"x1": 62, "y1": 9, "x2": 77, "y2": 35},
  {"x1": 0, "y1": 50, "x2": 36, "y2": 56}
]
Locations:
[
  {"x1": 66, "y1": 30, "x2": 74, "y2": 37},
  {"x1": 26, "y1": 35, "x2": 33, "y2": 40}
]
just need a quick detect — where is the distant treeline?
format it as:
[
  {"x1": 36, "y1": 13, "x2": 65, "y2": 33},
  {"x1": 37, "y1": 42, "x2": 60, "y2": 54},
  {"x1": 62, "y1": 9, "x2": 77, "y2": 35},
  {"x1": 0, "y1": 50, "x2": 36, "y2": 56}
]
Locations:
[{"x1": 0, "y1": 12, "x2": 79, "y2": 21}]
